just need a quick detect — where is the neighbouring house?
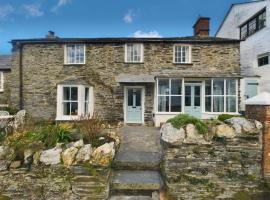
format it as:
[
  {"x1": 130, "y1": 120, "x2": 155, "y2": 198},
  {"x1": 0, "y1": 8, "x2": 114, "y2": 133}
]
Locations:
[
  {"x1": 9, "y1": 18, "x2": 240, "y2": 127},
  {"x1": 0, "y1": 55, "x2": 11, "y2": 107},
  {"x1": 216, "y1": 0, "x2": 270, "y2": 111}
]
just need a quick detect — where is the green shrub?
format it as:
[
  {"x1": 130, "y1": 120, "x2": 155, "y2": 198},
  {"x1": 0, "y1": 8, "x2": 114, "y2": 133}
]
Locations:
[
  {"x1": 167, "y1": 114, "x2": 208, "y2": 135},
  {"x1": 3, "y1": 107, "x2": 19, "y2": 115},
  {"x1": 217, "y1": 114, "x2": 243, "y2": 122}
]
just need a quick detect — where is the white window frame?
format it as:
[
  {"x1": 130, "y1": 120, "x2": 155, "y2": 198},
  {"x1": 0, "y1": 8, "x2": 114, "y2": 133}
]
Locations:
[
  {"x1": 0, "y1": 72, "x2": 3, "y2": 92},
  {"x1": 125, "y1": 43, "x2": 144, "y2": 63},
  {"x1": 56, "y1": 84, "x2": 94, "y2": 121},
  {"x1": 173, "y1": 45, "x2": 192, "y2": 64},
  {"x1": 156, "y1": 78, "x2": 184, "y2": 114},
  {"x1": 64, "y1": 44, "x2": 86, "y2": 65},
  {"x1": 203, "y1": 78, "x2": 238, "y2": 114}
]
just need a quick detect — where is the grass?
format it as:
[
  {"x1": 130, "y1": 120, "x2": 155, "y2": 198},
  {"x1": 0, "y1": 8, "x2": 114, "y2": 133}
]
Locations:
[{"x1": 167, "y1": 114, "x2": 208, "y2": 135}]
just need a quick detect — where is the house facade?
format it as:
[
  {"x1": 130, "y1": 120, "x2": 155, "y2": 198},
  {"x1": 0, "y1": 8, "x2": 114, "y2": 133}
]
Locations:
[
  {"x1": 9, "y1": 18, "x2": 240, "y2": 127},
  {"x1": 0, "y1": 55, "x2": 11, "y2": 108},
  {"x1": 216, "y1": 0, "x2": 270, "y2": 111}
]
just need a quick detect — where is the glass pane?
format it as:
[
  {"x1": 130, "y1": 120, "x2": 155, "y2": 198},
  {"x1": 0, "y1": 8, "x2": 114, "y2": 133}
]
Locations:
[
  {"x1": 171, "y1": 96, "x2": 181, "y2": 112},
  {"x1": 249, "y1": 18, "x2": 257, "y2": 35},
  {"x1": 205, "y1": 80, "x2": 212, "y2": 95},
  {"x1": 85, "y1": 102, "x2": 89, "y2": 114},
  {"x1": 194, "y1": 86, "x2": 200, "y2": 96},
  {"x1": 194, "y1": 97, "x2": 200, "y2": 107},
  {"x1": 205, "y1": 96, "x2": 211, "y2": 112},
  {"x1": 213, "y1": 96, "x2": 224, "y2": 112},
  {"x1": 128, "y1": 89, "x2": 133, "y2": 106},
  {"x1": 71, "y1": 87, "x2": 78, "y2": 100},
  {"x1": 71, "y1": 102, "x2": 78, "y2": 115},
  {"x1": 158, "y1": 79, "x2": 170, "y2": 95},
  {"x1": 226, "y1": 79, "x2": 236, "y2": 95},
  {"x1": 85, "y1": 88, "x2": 89, "y2": 101},
  {"x1": 240, "y1": 24, "x2": 248, "y2": 39},
  {"x1": 63, "y1": 87, "x2": 70, "y2": 100},
  {"x1": 135, "y1": 89, "x2": 141, "y2": 106},
  {"x1": 185, "y1": 86, "x2": 191, "y2": 106},
  {"x1": 226, "y1": 96, "x2": 236, "y2": 112},
  {"x1": 171, "y1": 79, "x2": 182, "y2": 95},
  {"x1": 213, "y1": 79, "x2": 224, "y2": 95},
  {"x1": 158, "y1": 96, "x2": 169, "y2": 112},
  {"x1": 63, "y1": 102, "x2": 70, "y2": 115}
]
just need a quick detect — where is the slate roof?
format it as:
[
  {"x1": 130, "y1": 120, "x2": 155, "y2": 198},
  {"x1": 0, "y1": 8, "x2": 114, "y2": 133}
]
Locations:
[
  {"x1": 11, "y1": 36, "x2": 240, "y2": 44},
  {"x1": 0, "y1": 55, "x2": 11, "y2": 70}
]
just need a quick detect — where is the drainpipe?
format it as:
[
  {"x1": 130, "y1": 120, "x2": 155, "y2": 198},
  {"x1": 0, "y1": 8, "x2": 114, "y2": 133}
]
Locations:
[{"x1": 19, "y1": 43, "x2": 24, "y2": 110}]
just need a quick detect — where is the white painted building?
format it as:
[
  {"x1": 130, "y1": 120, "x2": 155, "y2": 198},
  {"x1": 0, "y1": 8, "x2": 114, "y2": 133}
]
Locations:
[{"x1": 216, "y1": 0, "x2": 270, "y2": 111}]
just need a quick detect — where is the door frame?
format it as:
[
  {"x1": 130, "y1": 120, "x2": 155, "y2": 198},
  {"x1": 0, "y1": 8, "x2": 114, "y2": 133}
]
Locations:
[
  {"x1": 184, "y1": 82, "x2": 202, "y2": 116},
  {"x1": 123, "y1": 85, "x2": 145, "y2": 124}
]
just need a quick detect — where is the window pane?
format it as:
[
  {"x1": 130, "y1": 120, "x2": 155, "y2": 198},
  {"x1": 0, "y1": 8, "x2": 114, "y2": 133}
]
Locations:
[
  {"x1": 226, "y1": 96, "x2": 236, "y2": 112},
  {"x1": 259, "y1": 11, "x2": 266, "y2": 29},
  {"x1": 213, "y1": 96, "x2": 224, "y2": 112},
  {"x1": 240, "y1": 24, "x2": 248, "y2": 39},
  {"x1": 226, "y1": 79, "x2": 236, "y2": 95},
  {"x1": 205, "y1": 80, "x2": 212, "y2": 95},
  {"x1": 135, "y1": 89, "x2": 141, "y2": 106},
  {"x1": 85, "y1": 102, "x2": 89, "y2": 114},
  {"x1": 194, "y1": 86, "x2": 201, "y2": 107},
  {"x1": 171, "y1": 79, "x2": 182, "y2": 95},
  {"x1": 171, "y1": 96, "x2": 181, "y2": 112},
  {"x1": 71, "y1": 87, "x2": 78, "y2": 100},
  {"x1": 63, "y1": 87, "x2": 70, "y2": 100},
  {"x1": 213, "y1": 79, "x2": 224, "y2": 95},
  {"x1": 258, "y1": 55, "x2": 269, "y2": 67},
  {"x1": 185, "y1": 86, "x2": 191, "y2": 106},
  {"x1": 249, "y1": 18, "x2": 257, "y2": 35},
  {"x1": 194, "y1": 97, "x2": 200, "y2": 107},
  {"x1": 85, "y1": 88, "x2": 89, "y2": 101},
  {"x1": 158, "y1": 79, "x2": 170, "y2": 95},
  {"x1": 63, "y1": 102, "x2": 70, "y2": 115},
  {"x1": 205, "y1": 96, "x2": 211, "y2": 112},
  {"x1": 158, "y1": 96, "x2": 169, "y2": 112},
  {"x1": 128, "y1": 89, "x2": 133, "y2": 106},
  {"x1": 71, "y1": 102, "x2": 78, "y2": 115}
]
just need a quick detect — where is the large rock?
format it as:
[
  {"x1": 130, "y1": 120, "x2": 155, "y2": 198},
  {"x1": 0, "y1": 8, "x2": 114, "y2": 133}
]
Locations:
[
  {"x1": 160, "y1": 123, "x2": 185, "y2": 145},
  {"x1": 40, "y1": 147, "x2": 62, "y2": 165},
  {"x1": 73, "y1": 139, "x2": 84, "y2": 148},
  {"x1": 62, "y1": 147, "x2": 78, "y2": 166},
  {"x1": 214, "y1": 124, "x2": 236, "y2": 139},
  {"x1": 226, "y1": 117, "x2": 260, "y2": 134},
  {"x1": 0, "y1": 146, "x2": 13, "y2": 160},
  {"x1": 9, "y1": 160, "x2": 21, "y2": 169},
  {"x1": 91, "y1": 142, "x2": 115, "y2": 167},
  {"x1": 184, "y1": 124, "x2": 207, "y2": 144},
  {"x1": 75, "y1": 144, "x2": 92, "y2": 163},
  {"x1": 0, "y1": 160, "x2": 8, "y2": 171}
]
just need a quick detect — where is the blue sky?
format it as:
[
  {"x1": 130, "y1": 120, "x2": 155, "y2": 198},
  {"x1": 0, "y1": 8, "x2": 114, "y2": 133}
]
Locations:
[{"x1": 0, "y1": 0, "x2": 249, "y2": 54}]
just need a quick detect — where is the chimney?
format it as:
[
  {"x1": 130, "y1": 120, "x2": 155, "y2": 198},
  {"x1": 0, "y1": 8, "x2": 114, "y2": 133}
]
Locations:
[
  {"x1": 46, "y1": 31, "x2": 57, "y2": 39},
  {"x1": 193, "y1": 17, "x2": 210, "y2": 36}
]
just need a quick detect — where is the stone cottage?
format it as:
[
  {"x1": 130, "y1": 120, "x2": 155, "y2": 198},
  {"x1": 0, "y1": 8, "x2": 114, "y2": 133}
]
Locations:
[
  {"x1": 8, "y1": 18, "x2": 241, "y2": 127},
  {"x1": 0, "y1": 55, "x2": 11, "y2": 108}
]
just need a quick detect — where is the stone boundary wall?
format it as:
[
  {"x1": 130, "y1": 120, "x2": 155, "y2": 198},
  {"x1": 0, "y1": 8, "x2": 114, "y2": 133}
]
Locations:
[
  {"x1": 0, "y1": 165, "x2": 110, "y2": 200},
  {"x1": 162, "y1": 134, "x2": 264, "y2": 199}
]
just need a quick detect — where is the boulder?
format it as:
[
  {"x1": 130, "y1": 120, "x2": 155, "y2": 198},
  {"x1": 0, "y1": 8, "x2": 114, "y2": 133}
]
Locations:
[
  {"x1": 0, "y1": 160, "x2": 8, "y2": 171},
  {"x1": 75, "y1": 144, "x2": 92, "y2": 163},
  {"x1": 160, "y1": 123, "x2": 185, "y2": 145},
  {"x1": 0, "y1": 146, "x2": 13, "y2": 160},
  {"x1": 73, "y1": 139, "x2": 84, "y2": 148},
  {"x1": 214, "y1": 124, "x2": 236, "y2": 139},
  {"x1": 62, "y1": 147, "x2": 78, "y2": 166},
  {"x1": 91, "y1": 142, "x2": 115, "y2": 167},
  {"x1": 24, "y1": 149, "x2": 34, "y2": 165},
  {"x1": 9, "y1": 160, "x2": 21, "y2": 169},
  {"x1": 226, "y1": 117, "x2": 259, "y2": 134},
  {"x1": 184, "y1": 124, "x2": 207, "y2": 144},
  {"x1": 40, "y1": 147, "x2": 62, "y2": 165}
]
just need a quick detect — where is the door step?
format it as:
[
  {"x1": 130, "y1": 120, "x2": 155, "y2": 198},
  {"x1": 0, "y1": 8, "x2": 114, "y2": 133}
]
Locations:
[
  {"x1": 113, "y1": 151, "x2": 162, "y2": 170},
  {"x1": 111, "y1": 170, "x2": 163, "y2": 191}
]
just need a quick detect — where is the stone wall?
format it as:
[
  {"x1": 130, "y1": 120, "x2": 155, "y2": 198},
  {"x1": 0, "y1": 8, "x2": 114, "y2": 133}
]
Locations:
[
  {"x1": 0, "y1": 71, "x2": 11, "y2": 106},
  {"x1": 162, "y1": 134, "x2": 266, "y2": 199},
  {"x1": 9, "y1": 42, "x2": 240, "y2": 123},
  {"x1": 0, "y1": 165, "x2": 110, "y2": 200}
]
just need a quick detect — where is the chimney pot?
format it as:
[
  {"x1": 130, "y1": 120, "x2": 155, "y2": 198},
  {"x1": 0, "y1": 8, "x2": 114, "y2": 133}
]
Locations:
[{"x1": 193, "y1": 17, "x2": 210, "y2": 37}]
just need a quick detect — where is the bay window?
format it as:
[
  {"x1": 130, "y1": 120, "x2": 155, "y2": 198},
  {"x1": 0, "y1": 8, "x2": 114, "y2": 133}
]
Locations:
[
  {"x1": 65, "y1": 44, "x2": 85, "y2": 64},
  {"x1": 204, "y1": 79, "x2": 237, "y2": 113},
  {"x1": 56, "y1": 85, "x2": 93, "y2": 120},
  {"x1": 157, "y1": 78, "x2": 182, "y2": 112}
]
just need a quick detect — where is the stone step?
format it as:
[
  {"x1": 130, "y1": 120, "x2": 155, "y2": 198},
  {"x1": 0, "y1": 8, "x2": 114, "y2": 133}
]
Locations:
[
  {"x1": 111, "y1": 170, "x2": 163, "y2": 191},
  {"x1": 110, "y1": 195, "x2": 153, "y2": 200},
  {"x1": 113, "y1": 151, "x2": 162, "y2": 170}
]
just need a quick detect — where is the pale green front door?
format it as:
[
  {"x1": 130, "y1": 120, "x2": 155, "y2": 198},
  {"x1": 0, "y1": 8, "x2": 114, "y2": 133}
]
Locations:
[
  {"x1": 245, "y1": 79, "x2": 258, "y2": 100},
  {"x1": 126, "y1": 88, "x2": 143, "y2": 123},
  {"x1": 184, "y1": 85, "x2": 202, "y2": 119}
]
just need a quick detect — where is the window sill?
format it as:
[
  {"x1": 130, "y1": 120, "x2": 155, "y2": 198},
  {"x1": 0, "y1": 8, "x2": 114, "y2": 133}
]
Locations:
[
  {"x1": 155, "y1": 112, "x2": 182, "y2": 115},
  {"x1": 173, "y1": 62, "x2": 193, "y2": 65},
  {"x1": 56, "y1": 116, "x2": 80, "y2": 121},
  {"x1": 124, "y1": 62, "x2": 144, "y2": 64},
  {"x1": 203, "y1": 112, "x2": 240, "y2": 115},
  {"x1": 63, "y1": 63, "x2": 86, "y2": 66}
]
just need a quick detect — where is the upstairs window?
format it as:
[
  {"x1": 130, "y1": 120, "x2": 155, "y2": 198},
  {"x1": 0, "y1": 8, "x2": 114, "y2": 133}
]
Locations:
[
  {"x1": 258, "y1": 53, "x2": 269, "y2": 67},
  {"x1": 174, "y1": 45, "x2": 191, "y2": 64},
  {"x1": 65, "y1": 44, "x2": 85, "y2": 64},
  {"x1": 125, "y1": 44, "x2": 143, "y2": 63},
  {"x1": 0, "y1": 72, "x2": 3, "y2": 92},
  {"x1": 240, "y1": 8, "x2": 266, "y2": 39}
]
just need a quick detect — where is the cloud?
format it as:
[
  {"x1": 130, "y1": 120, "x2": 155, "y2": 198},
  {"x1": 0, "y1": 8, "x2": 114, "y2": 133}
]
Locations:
[
  {"x1": 51, "y1": 0, "x2": 71, "y2": 13},
  {"x1": 0, "y1": 4, "x2": 14, "y2": 21},
  {"x1": 132, "y1": 30, "x2": 162, "y2": 38},
  {"x1": 124, "y1": 9, "x2": 136, "y2": 24},
  {"x1": 22, "y1": 4, "x2": 43, "y2": 17}
]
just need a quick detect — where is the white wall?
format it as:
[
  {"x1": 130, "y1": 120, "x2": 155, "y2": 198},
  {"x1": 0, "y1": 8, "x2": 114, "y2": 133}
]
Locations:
[{"x1": 217, "y1": 0, "x2": 270, "y2": 110}]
